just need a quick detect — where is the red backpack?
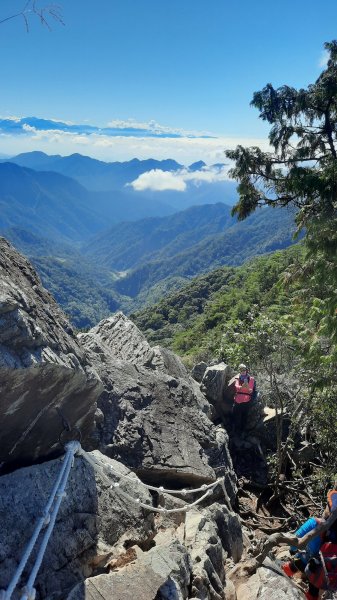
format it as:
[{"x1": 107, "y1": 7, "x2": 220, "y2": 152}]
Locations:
[{"x1": 305, "y1": 542, "x2": 337, "y2": 591}]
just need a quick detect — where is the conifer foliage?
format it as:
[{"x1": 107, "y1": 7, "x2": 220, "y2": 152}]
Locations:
[
  {"x1": 226, "y1": 40, "x2": 337, "y2": 225},
  {"x1": 226, "y1": 41, "x2": 337, "y2": 372},
  {"x1": 225, "y1": 41, "x2": 337, "y2": 480}
]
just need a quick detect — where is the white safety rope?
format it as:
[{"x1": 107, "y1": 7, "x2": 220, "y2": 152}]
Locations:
[
  {"x1": 1, "y1": 441, "x2": 80, "y2": 600},
  {"x1": 82, "y1": 451, "x2": 222, "y2": 514},
  {"x1": 1, "y1": 444, "x2": 224, "y2": 600},
  {"x1": 96, "y1": 456, "x2": 219, "y2": 495}
]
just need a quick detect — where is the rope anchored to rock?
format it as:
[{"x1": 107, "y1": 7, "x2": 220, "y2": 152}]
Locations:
[
  {"x1": 88, "y1": 452, "x2": 220, "y2": 495},
  {"x1": 0, "y1": 441, "x2": 81, "y2": 600},
  {"x1": 1, "y1": 441, "x2": 226, "y2": 599},
  {"x1": 82, "y1": 451, "x2": 224, "y2": 514}
]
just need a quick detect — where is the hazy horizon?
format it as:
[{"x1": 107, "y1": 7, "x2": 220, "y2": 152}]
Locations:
[{"x1": 1, "y1": 0, "x2": 337, "y2": 162}]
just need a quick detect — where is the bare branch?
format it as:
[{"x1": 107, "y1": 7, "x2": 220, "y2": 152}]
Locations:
[
  {"x1": 253, "y1": 506, "x2": 337, "y2": 568},
  {"x1": 0, "y1": 1, "x2": 64, "y2": 31}
]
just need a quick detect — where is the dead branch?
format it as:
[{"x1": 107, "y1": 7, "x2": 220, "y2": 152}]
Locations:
[
  {"x1": 240, "y1": 508, "x2": 290, "y2": 522},
  {"x1": 245, "y1": 520, "x2": 286, "y2": 533},
  {"x1": 253, "y1": 506, "x2": 337, "y2": 567},
  {"x1": 0, "y1": 1, "x2": 64, "y2": 31}
]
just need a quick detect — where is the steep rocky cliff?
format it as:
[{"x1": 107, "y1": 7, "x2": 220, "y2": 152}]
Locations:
[
  {"x1": 0, "y1": 240, "x2": 306, "y2": 600},
  {"x1": 79, "y1": 313, "x2": 236, "y2": 503},
  {"x1": 0, "y1": 237, "x2": 102, "y2": 472}
]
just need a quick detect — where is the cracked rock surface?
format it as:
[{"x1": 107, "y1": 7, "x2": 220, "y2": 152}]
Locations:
[
  {"x1": 67, "y1": 502, "x2": 243, "y2": 600},
  {"x1": 0, "y1": 238, "x2": 102, "y2": 471},
  {"x1": 67, "y1": 539, "x2": 191, "y2": 600},
  {"x1": 0, "y1": 450, "x2": 154, "y2": 600},
  {"x1": 236, "y1": 558, "x2": 305, "y2": 599},
  {"x1": 79, "y1": 314, "x2": 236, "y2": 498}
]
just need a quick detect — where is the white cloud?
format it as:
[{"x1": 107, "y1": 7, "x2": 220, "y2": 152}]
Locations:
[
  {"x1": 131, "y1": 169, "x2": 187, "y2": 191},
  {"x1": 0, "y1": 115, "x2": 21, "y2": 121},
  {"x1": 130, "y1": 165, "x2": 231, "y2": 192},
  {"x1": 0, "y1": 115, "x2": 270, "y2": 164},
  {"x1": 21, "y1": 124, "x2": 92, "y2": 146},
  {"x1": 319, "y1": 50, "x2": 329, "y2": 68},
  {"x1": 105, "y1": 118, "x2": 211, "y2": 137},
  {"x1": 22, "y1": 123, "x2": 37, "y2": 133}
]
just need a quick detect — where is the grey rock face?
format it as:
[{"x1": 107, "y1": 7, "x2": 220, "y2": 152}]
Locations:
[
  {"x1": 185, "y1": 504, "x2": 243, "y2": 599},
  {"x1": 236, "y1": 559, "x2": 305, "y2": 599},
  {"x1": 0, "y1": 449, "x2": 242, "y2": 600},
  {"x1": 0, "y1": 238, "x2": 102, "y2": 470},
  {"x1": 191, "y1": 361, "x2": 208, "y2": 382},
  {"x1": 67, "y1": 503, "x2": 243, "y2": 600},
  {"x1": 80, "y1": 316, "x2": 237, "y2": 498},
  {"x1": 67, "y1": 539, "x2": 191, "y2": 600},
  {"x1": 83, "y1": 312, "x2": 155, "y2": 367},
  {"x1": 83, "y1": 312, "x2": 189, "y2": 379},
  {"x1": 0, "y1": 450, "x2": 155, "y2": 600},
  {"x1": 201, "y1": 363, "x2": 233, "y2": 419},
  {"x1": 151, "y1": 344, "x2": 190, "y2": 380}
]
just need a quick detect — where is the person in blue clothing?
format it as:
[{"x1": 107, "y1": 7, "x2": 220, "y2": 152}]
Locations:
[
  {"x1": 282, "y1": 490, "x2": 337, "y2": 600},
  {"x1": 282, "y1": 516, "x2": 323, "y2": 600},
  {"x1": 323, "y1": 489, "x2": 337, "y2": 542}
]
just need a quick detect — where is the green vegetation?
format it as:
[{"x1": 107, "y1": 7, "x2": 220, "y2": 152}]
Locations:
[
  {"x1": 226, "y1": 40, "x2": 337, "y2": 371},
  {"x1": 115, "y1": 206, "x2": 297, "y2": 299},
  {"x1": 135, "y1": 42, "x2": 337, "y2": 488},
  {"x1": 225, "y1": 40, "x2": 337, "y2": 480},
  {"x1": 132, "y1": 244, "x2": 302, "y2": 360},
  {"x1": 32, "y1": 256, "x2": 121, "y2": 329}
]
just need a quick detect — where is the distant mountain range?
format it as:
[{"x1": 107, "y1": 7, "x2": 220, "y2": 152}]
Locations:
[
  {"x1": 0, "y1": 151, "x2": 300, "y2": 327},
  {"x1": 2, "y1": 151, "x2": 182, "y2": 190},
  {"x1": 0, "y1": 162, "x2": 173, "y2": 242},
  {"x1": 108, "y1": 205, "x2": 299, "y2": 302},
  {"x1": 84, "y1": 203, "x2": 234, "y2": 270},
  {"x1": 1, "y1": 151, "x2": 238, "y2": 207}
]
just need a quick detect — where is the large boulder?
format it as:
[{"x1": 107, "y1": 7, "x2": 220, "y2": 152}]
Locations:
[
  {"x1": 91, "y1": 312, "x2": 189, "y2": 379},
  {"x1": 67, "y1": 538, "x2": 191, "y2": 600},
  {"x1": 236, "y1": 559, "x2": 305, "y2": 599},
  {"x1": 191, "y1": 361, "x2": 208, "y2": 382},
  {"x1": 0, "y1": 450, "x2": 155, "y2": 600},
  {"x1": 67, "y1": 504, "x2": 243, "y2": 600},
  {"x1": 201, "y1": 363, "x2": 233, "y2": 419},
  {"x1": 79, "y1": 316, "x2": 236, "y2": 499},
  {"x1": 0, "y1": 238, "x2": 102, "y2": 471}
]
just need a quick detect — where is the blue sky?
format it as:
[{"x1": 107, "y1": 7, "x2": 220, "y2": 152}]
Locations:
[{"x1": 0, "y1": 0, "x2": 337, "y2": 162}]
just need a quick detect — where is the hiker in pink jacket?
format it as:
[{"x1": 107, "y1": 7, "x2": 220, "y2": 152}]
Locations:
[{"x1": 232, "y1": 364, "x2": 257, "y2": 430}]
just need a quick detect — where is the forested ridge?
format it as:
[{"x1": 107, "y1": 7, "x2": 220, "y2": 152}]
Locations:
[
  {"x1": 3, "y1": 6, "x2": 337, "y2": 600},
  {"x1": 132, "y1": 243, "x2": 302, "y2": 358},
  {"x1": 135, "y1": 42, "x2": 337, "y2": 496},
  {"x1": 2, "y1": 201, "x2": 297, "y2": 327}
]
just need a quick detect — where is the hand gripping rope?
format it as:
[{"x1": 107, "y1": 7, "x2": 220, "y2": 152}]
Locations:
[{"x1": 0, "y1": 441, "x2": 80, "y2": 600}]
